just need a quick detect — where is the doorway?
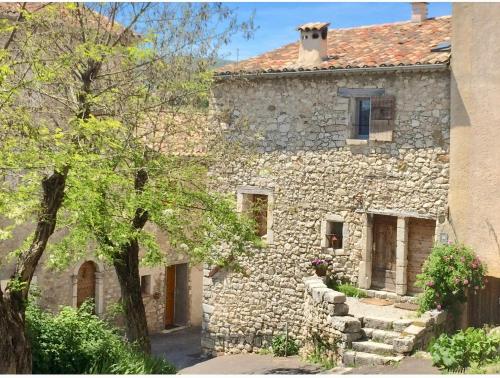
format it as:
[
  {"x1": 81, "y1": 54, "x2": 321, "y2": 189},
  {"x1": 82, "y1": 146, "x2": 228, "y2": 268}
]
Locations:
[
  {"x1": 371, "y1": 214, "x2": 397, "y2": 292},
  {"x1": 165, "y1": 263, "x2": 189, "y2": 329},
  {"x1": 77, "y1": 261, "x2": 96, "y2": 309}
]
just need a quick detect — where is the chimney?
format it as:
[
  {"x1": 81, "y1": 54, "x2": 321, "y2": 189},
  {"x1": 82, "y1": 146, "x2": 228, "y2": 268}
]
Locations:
[
  {"x1": 411, "y1": 2, "x2": 428, "y2": 22},
  {"x1": 296, "y1": 22, "x2": 330, "y2": 67}
]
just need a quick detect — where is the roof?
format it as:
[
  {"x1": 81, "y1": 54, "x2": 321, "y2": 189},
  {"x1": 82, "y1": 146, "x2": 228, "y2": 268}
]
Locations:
[
  {"x1": 217, "y1": 16, "x2": 451, "y2": 76},
  {"x1": 297, "y1": 22, "x2": 329, "y2": 31}
]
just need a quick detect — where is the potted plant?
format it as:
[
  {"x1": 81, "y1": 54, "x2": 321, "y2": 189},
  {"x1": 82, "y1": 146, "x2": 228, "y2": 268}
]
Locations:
[{"x1": 311, "y1": 258, "x2": 331, "y2": 277}]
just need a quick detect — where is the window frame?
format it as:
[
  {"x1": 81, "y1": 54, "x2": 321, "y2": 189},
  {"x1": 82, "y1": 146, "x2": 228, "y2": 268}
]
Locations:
[
  {"x1": 355, "y1": 97, "x2": 371, "y2": 140},
  {"x1": 236, "y1": 186, "x2": 274, "y2": 244},
  {"x1": 140, "y1": 274, "x2": 152, "y2": 296},
  {"x1": 321, "y1": 214, "x2": 349, "y2": 252}
]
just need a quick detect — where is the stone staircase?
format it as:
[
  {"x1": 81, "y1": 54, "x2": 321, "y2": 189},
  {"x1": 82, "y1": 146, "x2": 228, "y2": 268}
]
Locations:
[{"x1": 342, "y1": 316, "x2": 413, "y2": 367}]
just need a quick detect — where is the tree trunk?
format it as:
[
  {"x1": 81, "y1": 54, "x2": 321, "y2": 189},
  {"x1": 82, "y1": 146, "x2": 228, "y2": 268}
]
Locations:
[
  {"x1": 113, "y1": 239, "x2": 151, "y2": 354},
  {"x1": 0, "y1": 169, "x2": 67, "y2": 373},
  {"x1": 112, "y1": 168, "x2": 151, "y2": 354},
  {"x1": 0, "y1": 295, "x2": 30, "y2": 373}
]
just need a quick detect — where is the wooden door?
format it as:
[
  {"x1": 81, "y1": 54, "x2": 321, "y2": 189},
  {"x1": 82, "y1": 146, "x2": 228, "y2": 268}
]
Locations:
[
  {"x1": 174, "y1": 263, "x2": 189, "y2": 326},
  {"x1": 407, "y1": 218, "x2": 436, "y2": 294},
  {"x1": 165, "y1": 265, "x2": 176, "y2": 327},
  {"x1": 371, "y1": 215, "x2": 397, "y2": 292},
  {"x1": 77, "y1": 261, "x2": 96, "y2": 308},
  {"x1": 468, "y1": 276, "x2": 500, "y2": 327}
]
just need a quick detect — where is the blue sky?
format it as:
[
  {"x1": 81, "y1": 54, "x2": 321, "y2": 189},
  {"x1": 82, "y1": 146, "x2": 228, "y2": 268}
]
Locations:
[{"x1": 220, "y1": 2, "x2": 452, "y2": 61}]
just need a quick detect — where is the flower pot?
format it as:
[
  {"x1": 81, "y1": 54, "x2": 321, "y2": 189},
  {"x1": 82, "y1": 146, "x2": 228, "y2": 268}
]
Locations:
[{"x1": 314, "y1": 266, "x2": 327, "y2": 277}]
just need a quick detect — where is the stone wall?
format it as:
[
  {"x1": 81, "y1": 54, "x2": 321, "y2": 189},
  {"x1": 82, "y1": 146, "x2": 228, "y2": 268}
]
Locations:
[
  {"x1": 300, "y1": 276, "x2": 360, "y2": 363},
  {"x1": 203, "y1": 69, "x2": 451, "y2": 354}
]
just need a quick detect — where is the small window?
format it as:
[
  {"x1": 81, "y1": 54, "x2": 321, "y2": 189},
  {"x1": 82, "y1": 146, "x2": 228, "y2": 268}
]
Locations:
[
  {"x1": 141, "y1": 275, "x2": 151, "y2": 296},
  {"x1": 242, "y1": 193, "x2": 268, "y2": 238},
  {"x1": 355, "y1": 98, "x2": 371, "y2": 139},
  {"x1": 325, "y1": 221, "x2": 343, "y2": 249}
]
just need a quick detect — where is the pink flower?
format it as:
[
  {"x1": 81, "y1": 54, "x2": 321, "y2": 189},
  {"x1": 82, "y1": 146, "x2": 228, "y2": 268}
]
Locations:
[
  {"x1": 463, "y1": 279, "x2": 469, "y2": 285},
  {"x1": 454, "y1": 278, "x2": 460, "y2": 284},
  {"x1": 437, "y1": 304, "x2": 442, "y2": 310},
  {"x1": 427, "y1": 281, "x2": 434, "y2": 287}
]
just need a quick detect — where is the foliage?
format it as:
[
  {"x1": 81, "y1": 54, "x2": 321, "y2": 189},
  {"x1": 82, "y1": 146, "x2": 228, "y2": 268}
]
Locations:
[
  {"x1": 335, "y1": 283, "x2": 367, "y2": 298},
  {"x1": 271, "y1": 334, "x2": 300, "y2": 357},
  {"x1": 305, "y1": 333, "x2": 338, "y2": 370},
  {"x1": 416, "y1": 243, "x2": 487, "y2": 314},
  {"x1": 326, "y1": 274, "x2": 366, "y2": 298},
  {"x1": 0, "y1": 1, "x2": 257, "y2": 355},
  {"x1": 429, "y1": 327, "x2": 500, "y2": 372},
  {"x1": 26, "y1": 300, "x2": 176, "y2": 374}
]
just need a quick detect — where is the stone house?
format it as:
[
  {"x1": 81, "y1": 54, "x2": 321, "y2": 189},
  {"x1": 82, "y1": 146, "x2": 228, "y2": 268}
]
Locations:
[
  {"x1": 202, "y1": 4, "x2": 454, "y2": 354},
  {"x1": 0, "y1": 221, "x2": 203, "y2": 333}
]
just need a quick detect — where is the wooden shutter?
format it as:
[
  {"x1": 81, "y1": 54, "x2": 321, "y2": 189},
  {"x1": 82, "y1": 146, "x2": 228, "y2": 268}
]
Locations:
[{"x1": 370, "y1": 95, "x2": 395, "y2": 141}]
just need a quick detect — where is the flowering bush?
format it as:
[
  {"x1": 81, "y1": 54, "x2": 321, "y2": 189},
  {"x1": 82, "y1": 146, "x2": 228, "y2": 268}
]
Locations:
[
  {"x1": 311, "y1": 258, "x2": 331, "y2": 276},
  {"x1": 416, "y1": 243, "x2": 487, "y2": 314},
  {"x1": 311, "y1": 258, "x2": 331, "y2": 269}
]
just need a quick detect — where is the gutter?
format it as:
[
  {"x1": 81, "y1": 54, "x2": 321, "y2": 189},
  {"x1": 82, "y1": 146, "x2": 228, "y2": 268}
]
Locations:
[{"x1": 215, "y1": 63, "x2": 449, "y2": 80}]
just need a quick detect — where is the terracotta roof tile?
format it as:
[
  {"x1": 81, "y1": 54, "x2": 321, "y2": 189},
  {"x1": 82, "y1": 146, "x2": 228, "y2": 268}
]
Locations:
[{"x1": 218, "y1": 16, "x2": 451, "y2": 75}]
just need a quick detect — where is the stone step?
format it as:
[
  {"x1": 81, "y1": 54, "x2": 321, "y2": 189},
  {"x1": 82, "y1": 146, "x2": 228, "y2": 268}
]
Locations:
[
  {"x1": 361, "y1": 327, "x2": 374, "y2": 338},
  {"x1": 343, "y1": 351, "x2": 404, "y2": 367},
  {"x1": 362, "y1": 316, "x2": 394, "y2": 331},
  {"x1": 371, "y1": 329, "x2": 402, "y2": 345},
  {"x1": 351, "y1": 340, "x2": 396, "y2": 356}
]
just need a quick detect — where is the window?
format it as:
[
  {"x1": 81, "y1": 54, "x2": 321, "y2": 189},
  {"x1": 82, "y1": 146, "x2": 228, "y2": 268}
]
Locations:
[
  {"x1": 325, "y1": 221, "x2": 344, "y2": 249},
  {"x1": 141, "y1": 275, "x2": 151, "y2": 296},
  {"x1": 242, "y1": 193, "x2": 268, "y2": 237},
  {"x1": 355, "y1": 97, "x2": 371, "y2": 139}
]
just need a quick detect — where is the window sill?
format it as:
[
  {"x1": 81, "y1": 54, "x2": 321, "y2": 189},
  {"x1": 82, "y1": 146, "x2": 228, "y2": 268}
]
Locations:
[
  {"x1": 322, "y1": 247, "x2": 348, "y2": 256},
  {"x1": 346, "y1": 139, "x2": 368, "y2": 146}
]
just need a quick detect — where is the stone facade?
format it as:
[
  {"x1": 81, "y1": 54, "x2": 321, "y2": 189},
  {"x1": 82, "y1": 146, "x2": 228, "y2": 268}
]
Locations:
[
  {"x1": 202, "y1": 68, "x2": 451, "y2": 354},
  {"x1": 0, "y1": 223, "x2": 203, "y2": 333}
]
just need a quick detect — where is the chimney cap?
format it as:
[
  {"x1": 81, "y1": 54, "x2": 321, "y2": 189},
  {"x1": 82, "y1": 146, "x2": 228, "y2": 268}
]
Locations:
[{"x1": 297, "y1": 22, "x2": 330, "y2": 32}]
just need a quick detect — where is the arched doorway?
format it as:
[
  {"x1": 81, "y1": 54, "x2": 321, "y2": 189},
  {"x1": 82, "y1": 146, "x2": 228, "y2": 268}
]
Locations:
[{"x1": 76, "y1": 261, "x2": 97, "y2": 309}]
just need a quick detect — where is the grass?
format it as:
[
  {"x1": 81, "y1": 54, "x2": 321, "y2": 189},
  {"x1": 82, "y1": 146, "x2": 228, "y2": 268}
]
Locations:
[
  {"x1": 466, "y1": 360, "x2": 500, "y2": 374},
  {"x1": 305, "y1": 351, "x2": 336, "y2": 370}
]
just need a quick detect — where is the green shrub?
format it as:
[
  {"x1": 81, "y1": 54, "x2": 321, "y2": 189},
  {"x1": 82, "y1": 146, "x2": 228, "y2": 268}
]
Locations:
[
  {"x1": 336, "y1": 283, "x2": 367, "y2": 298},
  {"x1": 271, "y1": 334, "x2": 299, "y2": 357},
  {"x1": 26, "y1": 300, "x2": 176, "y2": 374},
  {"x1": 326, "y1": 277, "x2": 366, "y2": 298},
  {"x1": 429, "y1": 327, "x2": 500, "y2": 372},
  {"x1": 416, "y1": 243, "x2": 487, "y2": 314}
]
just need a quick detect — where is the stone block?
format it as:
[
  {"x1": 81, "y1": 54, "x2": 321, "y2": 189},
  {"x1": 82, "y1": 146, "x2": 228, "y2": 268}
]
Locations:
[
  {"x1": 329, "y1": 303, "x2": 349, "y2": 316},
  {"x1": 395, "y1": 268, "x2": 407, "y2": 285},
  {"x1": 393, "y1": 336, "x2": 415, "y2": 353},
  {"x1": 362, "y1": 327, "x2": 374, "y2": 338},
  {"x1": 323, "y1": 290, "x2": 347, "y2": 304},
  {"x1": 392, "y1": 319, "x2": 413, "y2": 332},
  {"x1": 312, "y1": 287, "x2": 329, "y2": 302},
  {"x1": 363, "y1": 317, "x2": 393, "y2": 330},
  {"x1": 429, "y1": 309, "x2": 447, "y2": 325},
  {"x1": 331, "y1": 316, "x2": 361, "y2": 333},
  {"x1": 341, "y1": 331, "x2": 363, "y2": 342},
  {"x1": 402, "y1": 324, "x2": 426, "y2": 337},
  {"x1": 412, "y1": 314, "x2": 435, "y2": 328},
  {"x1": 358, "y1": 261, "x2": 372, "y2": 289},
  {"x1": 395, "y1": 284, "x2": 407, "y2": 296},
  {"x1": 202, "y1": 303, "x2": 215, "y2": 314}
]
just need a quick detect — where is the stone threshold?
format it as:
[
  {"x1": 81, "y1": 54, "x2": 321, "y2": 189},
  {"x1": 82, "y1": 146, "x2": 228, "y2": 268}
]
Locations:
[{"x1": 358, "y1": 288, "x2": 419, "y2": 305}]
